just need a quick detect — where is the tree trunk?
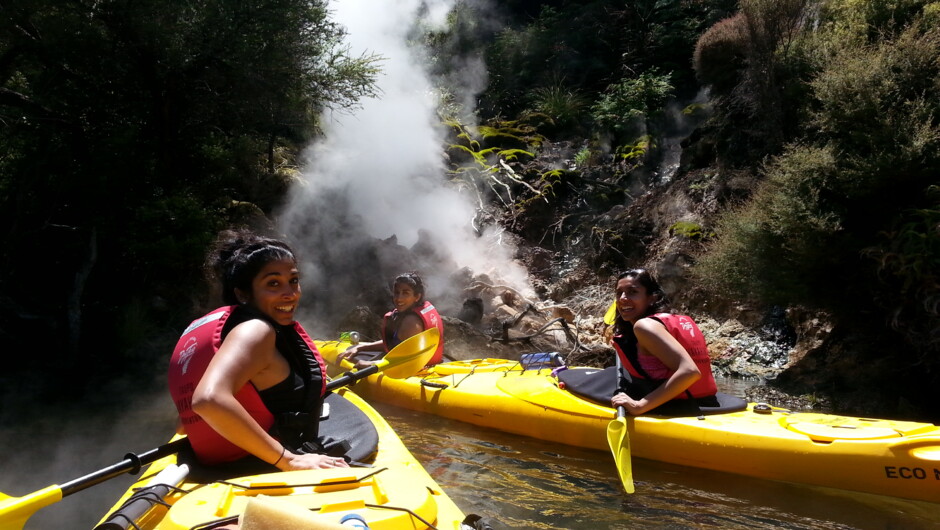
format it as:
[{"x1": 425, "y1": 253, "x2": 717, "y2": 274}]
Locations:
[{"x1": 67, "y1": 227, "x2": 97, "y2": 359}]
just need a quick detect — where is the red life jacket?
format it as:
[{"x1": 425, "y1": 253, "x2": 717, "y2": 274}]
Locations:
[
  {"x1": 168, "y1": 306, "x2": 326, "y2": 464},
  {"x1": 381, "y1": 300, "x2": 444, "y2": 366},
  {"x1": 612, "y1": 313, "x2": 717, "y2": 399}
]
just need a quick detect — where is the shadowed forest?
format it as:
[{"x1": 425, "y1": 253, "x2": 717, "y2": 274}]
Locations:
[{"x1": 1, "y1": 0, "x2": 938, "y2": 422}]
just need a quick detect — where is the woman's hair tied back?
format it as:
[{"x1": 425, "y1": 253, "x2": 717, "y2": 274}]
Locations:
[{"x1": 207, "y1": 228, "x2": 297, "y2": 306}]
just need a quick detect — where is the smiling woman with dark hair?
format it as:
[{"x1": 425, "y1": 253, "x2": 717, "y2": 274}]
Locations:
[
  {"x1": 168, "y1": 228, "x2": 349, "y2": 471},
  {"x1": 338, "y1": 271, "x2": 445, "y2": 369},
  {"x1": 610, "y1": 268, "x2": 718, "y2": 416}
]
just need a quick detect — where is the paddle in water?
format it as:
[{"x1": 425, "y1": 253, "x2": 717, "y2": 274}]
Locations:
[
  {"x1": 606, "y1": 325, "x2": 635, "y2": 494},
  {"x1": 0, "y1": 327, "x2": 440, "y2": 530},
  {"x1": 606, "y1": 405, "x2": 635, "y2": 494}
]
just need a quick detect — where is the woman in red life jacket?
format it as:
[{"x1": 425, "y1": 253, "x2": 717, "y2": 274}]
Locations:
[
  {"x1": 337, "y1": 272, "x2": 444, "y2": 369},
  {"x1": 610, "y1": 268, "x2": 718, "y2": 415},
  {"x1": 168, "y1": 229, "x2": 348, "y2": 470}
]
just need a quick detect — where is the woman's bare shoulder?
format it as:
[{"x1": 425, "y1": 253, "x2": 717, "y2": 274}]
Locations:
[
  {"x1": 633, "y1": 317, "x2": 667, "y2": 334},
  {"x1": 223, "y1": 318, "x2": 277, "y2": 351}
]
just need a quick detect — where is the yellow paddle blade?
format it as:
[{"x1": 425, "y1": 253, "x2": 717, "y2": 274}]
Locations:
[
  {"x1": 376, "y1": 327, "x2": 440, "y2": 379},
  {"x1": 603, "y1": 301, "x2": 617, "y2": 325},
  {"x1": 606, "y1": 415, "x2": 635, "y2": 494},
  {"x1": 0, "y1": 485, "x2": 63, "y2": 530}
]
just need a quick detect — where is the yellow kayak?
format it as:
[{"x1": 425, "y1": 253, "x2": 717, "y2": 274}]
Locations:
[
  {"x1": 318, "y1": 342, "x2": 940, "y2": 504},
  {"x1": 94, "y1": 389, "x2": 476, "y2": 529}
]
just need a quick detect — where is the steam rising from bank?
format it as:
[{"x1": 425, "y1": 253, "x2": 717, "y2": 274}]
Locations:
[{"x1": 279, "y1": 0, "x2": 532, "y2": 332}]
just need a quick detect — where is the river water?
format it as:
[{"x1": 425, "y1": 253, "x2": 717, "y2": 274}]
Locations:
[
  {"x1": 373, "y1": 402, "x2": 940, "y2": 529},
  {"x1": 2, "y1": 381, "x2": 938, "y2": 529}
]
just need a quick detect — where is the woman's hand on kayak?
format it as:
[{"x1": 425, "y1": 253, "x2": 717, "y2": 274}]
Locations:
[
  {"x1": 337, "y1": 346, "x2": 376, "y2": 369},
  {"x1": 278, "y1": 452, "x2": 349, "y2": 471},
  {"x1": 337, "y1": 345, "x2": 360, "y2": 363},
  {"x1": 612, "y1": 392, "x2": 650, "y2": 415},
  {"x1": 353, "y1": 359, "x2": 376, "y2": 370}
]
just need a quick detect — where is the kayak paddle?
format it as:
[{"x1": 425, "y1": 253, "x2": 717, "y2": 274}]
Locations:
[
  {"x1": 0, "y1": 438, "x2": 189, "y2": 530},
  {"x1": 329, "y1": 327, "x2": 440, "y2": 382},
  {"x1": 607, "y1": 352, "x2": 635, "y2": 494},
  {"x1": 606, "y1": 405, "x2": 635, "y2": 494},
  {"x1": 604, "y1": 301, "x2": 617, "y2": 325},
  {"x1": 379, "y1": 326, "x2": 439, "y2": 378},
  {"x1": 0, "y1": 328, "x2": 439, "y2": 530}
]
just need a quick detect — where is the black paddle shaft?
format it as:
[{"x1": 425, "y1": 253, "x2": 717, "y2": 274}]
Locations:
[
  {"x1": 59, "y1": 438, "x2": 191, "y2": 497},
  {"x1": 326, "y1": 364, "x2": 379, "y2": 391}
]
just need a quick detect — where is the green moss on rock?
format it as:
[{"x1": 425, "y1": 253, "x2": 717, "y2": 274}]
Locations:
[
  {"x1": 669, "y1": 221, "x2": 713, "y2": 240},
  {"x1": 499, "y1": 149, "x2": 535, "y2": 163}
]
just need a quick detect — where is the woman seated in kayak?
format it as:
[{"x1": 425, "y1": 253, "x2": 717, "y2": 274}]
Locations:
[
  {"x1": 337, "y1": 272, "x2": 444, "y2": 369},
  {"x1": 610, "y1": 268, "x2": 718, "y2": 415},
  {"x1": 168, "y1": 228, "x2": 349, "y2": 470}
]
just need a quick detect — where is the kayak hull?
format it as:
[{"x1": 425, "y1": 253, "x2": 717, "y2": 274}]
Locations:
[
  {"x1": 318, "y1": 344, "x2": 940, "y2": 504},
  {"x1": 96, "y1": 388, "x2": 468, "y2": 529}
]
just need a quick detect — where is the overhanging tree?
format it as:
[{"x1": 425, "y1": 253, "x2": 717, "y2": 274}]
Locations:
[{"x1": 0, "y1": 0, "x2": 378, "y2": 368}]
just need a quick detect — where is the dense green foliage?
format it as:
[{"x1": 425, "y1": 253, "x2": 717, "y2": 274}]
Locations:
[
  {"x1": 422, "y1": 0, "x2": 736, "y2": 134},
  {"x1": 427, "y1": 0, "x2": 737, "y2": 159},
  {"x1": 481, "y1": 0, "x2": 737, "y2": 119},
  {"x1": 0, "y1": 0, "x2": 377, "y2": 370},
  {"x1": 693, "y1": 1, "x2": 940, "y2": 370},
  {"x1": 693, "y1": 0, "x2": 812, "y2": 163},
  {"x1": 590, "y1": 69, "x2": 675, "y2": 139}
]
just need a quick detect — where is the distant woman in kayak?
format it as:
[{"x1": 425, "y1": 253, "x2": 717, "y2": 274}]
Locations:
[
  {"x1": 168, "y1": 228, "x2": 349, "y2": 470},
  {"x1": 337, "y1": 272, "x2": 444, "y2": 369},
  {"x1": 610, "y1": 268, "x2": 718, "y2": 415}
]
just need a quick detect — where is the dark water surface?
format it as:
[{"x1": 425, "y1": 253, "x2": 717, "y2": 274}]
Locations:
[
  {"x1": 0, "y1": 387, "x2": 177, "y2": 530},
  {"x1": 2, "y1": 384, "x2": 938, "y2": 529}
]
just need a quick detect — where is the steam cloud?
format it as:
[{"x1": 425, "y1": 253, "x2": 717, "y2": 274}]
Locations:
[{"x1": 279, "y1": 0, "x2": 532, "y2": 334}]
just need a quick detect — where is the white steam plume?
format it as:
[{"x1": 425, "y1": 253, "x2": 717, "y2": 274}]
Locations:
[{"x1": 278, "y1": 0, "x2": 532, "y2": 334}]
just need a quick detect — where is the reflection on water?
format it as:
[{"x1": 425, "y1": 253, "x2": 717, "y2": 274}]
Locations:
[
  {"x1": 3, "y1": 383, "x2": 939, "y2": 529},
  {"x1": 371, "y1": 401, "x2": 940, "y2": 530},
  {"x1": 714, "y1": 375, "x2": 762, "y2": 398}
]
